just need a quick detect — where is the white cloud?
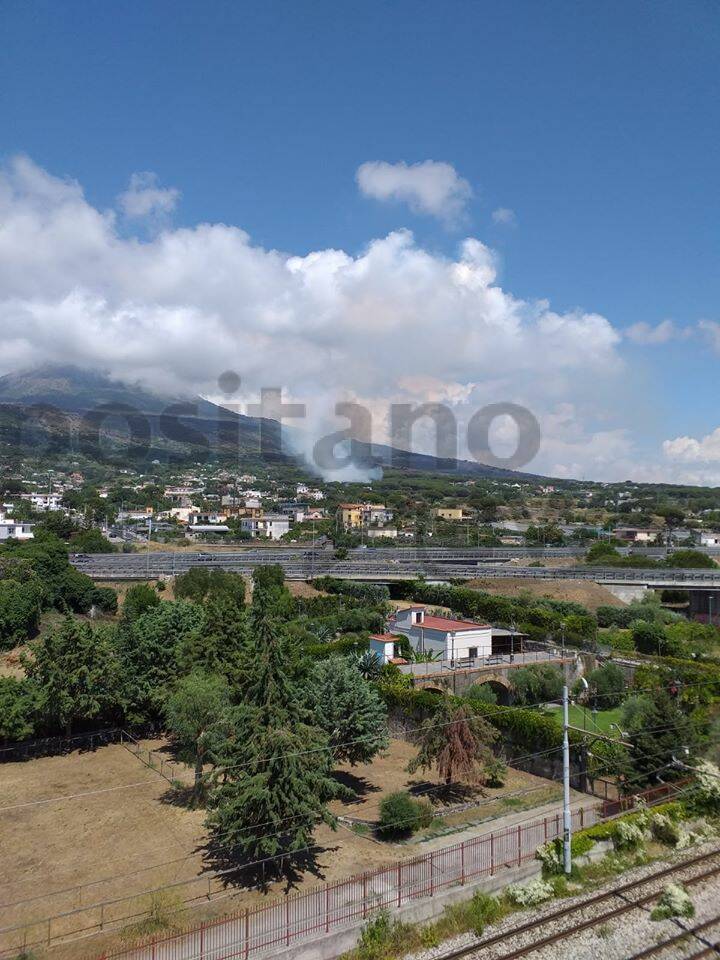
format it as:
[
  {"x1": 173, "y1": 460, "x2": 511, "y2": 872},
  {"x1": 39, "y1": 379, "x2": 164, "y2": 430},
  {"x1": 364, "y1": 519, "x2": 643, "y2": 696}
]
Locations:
[
  {"x1": 117, "y1": 171, "x2": 180, "y2": 221},
  {"x1": 625, "y1": 319, "x2": 686, "y2": 345},
  {"x1": 0, "y1": 154, "x2": 690, "y2": 483},
  {"x1": 492, "y1": 207, "x2": 516, "y2": 226},
  {"x1": 698, "y1": 319, "x2": 720, "y2": 353},
  {"x1": 356, "y1": 160, "x2": 472, "y2": 225},
  {"x1": 663, "y1": 428, "x2": 720, "y2": 464}
]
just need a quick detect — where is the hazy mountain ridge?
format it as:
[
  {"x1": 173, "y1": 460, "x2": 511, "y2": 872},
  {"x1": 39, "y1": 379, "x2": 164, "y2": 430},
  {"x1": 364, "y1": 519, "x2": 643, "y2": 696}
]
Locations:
[{"x1": 0, "y1": 365, "x2": 540, "y2": 479}]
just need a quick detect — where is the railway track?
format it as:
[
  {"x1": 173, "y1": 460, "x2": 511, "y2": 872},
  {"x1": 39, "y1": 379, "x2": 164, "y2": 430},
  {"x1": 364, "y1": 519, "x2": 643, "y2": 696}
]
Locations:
[
  {"x1": 627, "y1": 915, "x2": 720, "y2": 959},
  {"x1": 434, "y1": 846, "x2": 720, "y2": 960}
]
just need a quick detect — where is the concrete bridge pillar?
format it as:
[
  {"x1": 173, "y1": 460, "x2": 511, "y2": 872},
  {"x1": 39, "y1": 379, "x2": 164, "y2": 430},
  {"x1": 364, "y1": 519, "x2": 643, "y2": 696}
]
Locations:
[{"x1": 604, "y1": 583, "x2": 649, "y2": 604}]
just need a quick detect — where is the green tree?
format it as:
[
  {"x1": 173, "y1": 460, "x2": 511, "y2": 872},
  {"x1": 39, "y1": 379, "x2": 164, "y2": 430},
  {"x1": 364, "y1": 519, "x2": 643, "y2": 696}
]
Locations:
[
  {"x1": 165, "y1": 671, "x2": 231, "y2": 800},
  {"x1": 408, "y1": 703, "x2": 498, "y2": 785},
  {"x1": 310, "y1": 658, "x2": 389, "y2": 765},
  {"x1": 205, "y1": 601, "x2": 347, "y2": 878},
  {"x1": 624, "y1": 688, "x2": 694, "y2": 786},
  {"x1": 25, "y1": 618, "x2": 120, "y2": 735},
  {"x1": 206, "y1": 719, "x2": 346, "y2": 879},
  {"x1": 121, "y1": 583, "x2": 161, "y2": 622},
  {"x1": 117, "y1": 601, "x2": 205, "y2": 722},
  {"x1": 0, "y1": 577, "x2": 45, "y2": 649},
  {"x1": 0, "y1": 676, "x2": 36, "y2": 742},
  {"x1": 71, "y1": 527, "x2": 116, "y2": 553},
  {"x1": 585, "y1": 662, "x2": 626, "y2": 709},
  {"x1": 512, "y1": 664, "x2": 563, "y2": 705},
  {"x1": 632, "y1": 619, "x2": 667, "y2": 656},
  {"x1": 177, "y1": 594, "x2": 245, "y2": 678}
]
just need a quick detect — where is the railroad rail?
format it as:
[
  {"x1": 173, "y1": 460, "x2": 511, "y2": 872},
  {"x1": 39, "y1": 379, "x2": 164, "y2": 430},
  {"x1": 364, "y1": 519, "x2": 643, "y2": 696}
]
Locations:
[
  {"x1": 627, "y1": 915, "x2": 720, "y2": 959},
  {"x1": 434, "y1": 846, "x2": 720, "y2": 960}
]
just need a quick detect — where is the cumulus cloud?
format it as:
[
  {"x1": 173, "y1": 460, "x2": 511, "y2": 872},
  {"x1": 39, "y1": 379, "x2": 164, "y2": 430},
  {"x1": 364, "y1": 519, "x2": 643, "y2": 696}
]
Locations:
[
  {"x1": 663, "y1": 428, "x2": 720, "y2": 464},
  {"x1": 0, "y1": 154, "x2": 654, "y2": 480},
  {"x1": 356, "y1": 160, "x2": 472, "y2": 225},
  {"x1": 117, "y1": 171, "x2": 180, "y2": 221},
  {"x1": 625, "y1": 319, "x2": 686, "y2": 345},
  {"x1": 492, "y1": 207, "x2": 516, "y2": 226}
]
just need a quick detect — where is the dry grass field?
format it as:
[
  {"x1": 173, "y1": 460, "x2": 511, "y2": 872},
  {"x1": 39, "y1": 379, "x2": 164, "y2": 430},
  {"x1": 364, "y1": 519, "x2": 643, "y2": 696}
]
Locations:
[
  {"x1": 465, "y1": 577, "x2": 626, "y2": 611},
  {"x1": 0, "y1": 737, "x2": 565, "y2": 959}
]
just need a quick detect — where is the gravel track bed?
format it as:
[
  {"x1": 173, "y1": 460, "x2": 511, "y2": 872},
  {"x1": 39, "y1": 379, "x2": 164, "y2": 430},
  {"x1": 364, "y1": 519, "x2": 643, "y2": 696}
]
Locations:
[{"x1": 405, "y1": 840, "x2": 720, "y2": 960}]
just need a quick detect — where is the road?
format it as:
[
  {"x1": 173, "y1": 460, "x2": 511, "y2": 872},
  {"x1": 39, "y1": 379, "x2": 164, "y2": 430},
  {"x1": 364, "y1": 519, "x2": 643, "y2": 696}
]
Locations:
[{"x1": 70, "y1": 550, "x2": 720, "y2": 588}]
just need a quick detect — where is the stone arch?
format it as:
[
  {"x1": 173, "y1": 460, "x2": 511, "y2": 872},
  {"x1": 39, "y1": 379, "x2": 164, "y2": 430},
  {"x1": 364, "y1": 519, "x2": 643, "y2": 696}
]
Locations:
[{"x1": 473, "y1": 674, "x2": 513, "y2": 706}]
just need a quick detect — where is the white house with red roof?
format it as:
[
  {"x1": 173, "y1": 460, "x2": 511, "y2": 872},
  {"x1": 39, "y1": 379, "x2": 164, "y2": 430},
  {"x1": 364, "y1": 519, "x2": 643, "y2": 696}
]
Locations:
[{"x1": 388, "y1": 606, "x2": 492, "y2": 662}]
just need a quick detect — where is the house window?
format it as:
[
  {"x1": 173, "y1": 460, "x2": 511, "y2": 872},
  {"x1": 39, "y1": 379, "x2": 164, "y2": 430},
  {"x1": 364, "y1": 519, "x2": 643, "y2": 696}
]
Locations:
[{"x1": 468, "y1": 647, "x2": 478, "y2": 659}]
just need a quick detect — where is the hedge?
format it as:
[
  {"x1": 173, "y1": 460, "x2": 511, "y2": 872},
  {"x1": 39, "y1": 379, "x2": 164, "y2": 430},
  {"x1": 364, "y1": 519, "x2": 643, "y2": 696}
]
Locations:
[{"x1": 379, "y1": 683, "x2": 584, "y2": 750}]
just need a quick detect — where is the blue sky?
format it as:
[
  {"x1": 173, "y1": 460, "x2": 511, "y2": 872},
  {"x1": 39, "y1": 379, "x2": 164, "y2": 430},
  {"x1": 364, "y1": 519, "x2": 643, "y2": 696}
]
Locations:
[{"x1": 2, "y1": 0, "x2": 719, "y2": 482}]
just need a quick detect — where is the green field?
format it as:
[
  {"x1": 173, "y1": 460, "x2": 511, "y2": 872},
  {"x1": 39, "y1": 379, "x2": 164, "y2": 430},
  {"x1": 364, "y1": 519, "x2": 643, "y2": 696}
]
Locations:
[
  {"x1": 545, "y1": 703, "x2": 624, "y2": 736},
  {"x1": 566, "y1": 704, "x2": 624, "y2": 735}
]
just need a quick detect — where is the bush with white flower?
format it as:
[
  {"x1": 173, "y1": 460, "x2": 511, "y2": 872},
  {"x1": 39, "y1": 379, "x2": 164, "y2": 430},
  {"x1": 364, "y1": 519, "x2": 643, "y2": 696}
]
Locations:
[
  {"x1": 650, "y1": 882, "x2": 695, "y2": 921},
  {"x1": 612, "y1": 819, "x2": 645, "y2": 852},
  {"x1": 506, "y1": 878, "x2": 554, "y2": 907},
  {"x1": 650, "y1": 813, "x2": 681, "y2": 847},
  {"x1": 694, "y1": 760, "x2": 720, "y2": 812},
  {"x1": 535, "y1": 841, "x2": 562, "y2": 874}
]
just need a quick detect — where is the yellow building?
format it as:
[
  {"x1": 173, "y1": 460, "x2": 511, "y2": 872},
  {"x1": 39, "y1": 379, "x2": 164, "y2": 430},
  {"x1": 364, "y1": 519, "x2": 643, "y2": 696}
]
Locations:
[
  {"x1": 433, "y1": 507, "x2": 465, "y2": 521},
  {"x1": 337, "y1": 503, "x2": 364, "y2": 529}
]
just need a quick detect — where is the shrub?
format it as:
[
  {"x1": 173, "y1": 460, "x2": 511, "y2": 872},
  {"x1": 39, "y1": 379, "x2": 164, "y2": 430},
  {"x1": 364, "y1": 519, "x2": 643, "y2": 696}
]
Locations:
[
  {"x1": 650, "y1": 883, "x2": 694, "y2": 921},
  {"x1": 612, "y1": 819, "x2": 645, "y2": 852},
  {"x1": 506, "y1": 878, "x2": 554, "y2": 907},
  {"x1": 485, "y1": 755, "x2": 508, "y2": 788},
  {"x1": 91, "y1": 586, "x2": 118, "y2": 614},
  {"x1": 650, "y1": 813, "x2": 681, "y2": 847},
  {"x1": 466, "y1": 683, "x2": 498, "y2": 705},
  {"x1": 467, "y1": 891, "x2": 504, "y2": 936},
  {"x1": 354, "y1": 910, "x2": 410, "y2": 959},
  {"x1": 377, "y1": 792, "x2": 427, "y2": 839},
  {"x1": 693, "y1": 759, "x2": 720, "y2": 812}
]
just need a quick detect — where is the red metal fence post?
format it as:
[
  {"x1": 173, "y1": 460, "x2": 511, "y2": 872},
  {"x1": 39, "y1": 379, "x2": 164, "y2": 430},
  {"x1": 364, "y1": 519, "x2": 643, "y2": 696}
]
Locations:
[
  {"x1": 461, "y1": 842, "x2": 465, "y2": 885},
  {"x1": 517, "y1": 824, "x2": 521, "y2": 866},
  {"x1": 244, "y1": 908, "x2": 250, "y2": 960},
  {"x1": 490, "y1": 832, "x2": 495, "y2": 875},
  {"x1": 397, "y1": 863, "x2": 402, "y2": 907}
]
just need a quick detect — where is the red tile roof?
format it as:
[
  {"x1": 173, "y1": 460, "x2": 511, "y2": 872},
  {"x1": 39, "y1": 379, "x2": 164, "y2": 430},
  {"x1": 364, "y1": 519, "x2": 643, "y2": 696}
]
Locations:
[
  {"x1": 370, "y1": 633, "x2": 399, "y2": 642},
  {"x1": 419, "y1": 615, "x2": 491, "y2": 632}
]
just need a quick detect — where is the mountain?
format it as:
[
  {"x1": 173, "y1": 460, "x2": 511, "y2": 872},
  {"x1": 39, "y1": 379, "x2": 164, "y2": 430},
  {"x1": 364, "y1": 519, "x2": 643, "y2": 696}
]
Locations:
[
  {"x1": 0, "y1": 364, "x2": 284, "y2": 466},
  {"x1": 0, "y1": 365, "x2": 543, "y2": 480}
]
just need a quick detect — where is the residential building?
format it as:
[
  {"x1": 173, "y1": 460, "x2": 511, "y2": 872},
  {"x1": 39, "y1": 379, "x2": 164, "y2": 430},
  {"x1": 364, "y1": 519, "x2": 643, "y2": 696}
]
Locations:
[
  {"x1": 337, "y1": 503, "x2": 394, "y2": 530},
  {"x1": 297, "y1": 483, "x2": 324, "y2": 501},
  {"x1": 188, "y1": 510, "x2": 226, "y2": 526},
  {"x1": 337, "y1": 504, "x2": 364, "y2": 529},
  {"x1": 613, "y1": 527, "x2": 661, "y2": 544},
  {"x1": 433, "y1": 507, "x2": 466, "y2": 522},
  {"x1": 0, "y1": 511, "x2": 34, "y2": 541},
  {"x1": 24, "y1": 492, "x2": 64, "y2": 512},
  {"x1": 389, "y1": 606, "x2": 492, "y2": 661},
  {"x1": 701, "y1": 531, "x2": 720, "y2": 547},
  {"x1": 366, "y1": 527, "x2": 398, "y2": 539},
  {"x1": 240, "y1": 514, "x2": 291, "y2": 540},
  {"x1": 369, "y1": 633, "x2": 407, "y2": 664}
]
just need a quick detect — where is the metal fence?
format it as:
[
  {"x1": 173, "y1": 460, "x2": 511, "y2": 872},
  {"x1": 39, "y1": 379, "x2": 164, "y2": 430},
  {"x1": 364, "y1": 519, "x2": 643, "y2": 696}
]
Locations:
[{"x1": 98, "y1": 806, "x2": 596, "y2": 960}]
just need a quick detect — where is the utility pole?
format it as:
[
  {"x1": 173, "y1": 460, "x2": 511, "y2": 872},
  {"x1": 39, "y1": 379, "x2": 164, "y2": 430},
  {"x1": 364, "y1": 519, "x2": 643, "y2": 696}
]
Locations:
[
  {"x1": 146, "y1": 516, "x2": 152, "y2": 578},
  {"x1": 562, "y1": 677, "x2": 572, "y2": 875}
]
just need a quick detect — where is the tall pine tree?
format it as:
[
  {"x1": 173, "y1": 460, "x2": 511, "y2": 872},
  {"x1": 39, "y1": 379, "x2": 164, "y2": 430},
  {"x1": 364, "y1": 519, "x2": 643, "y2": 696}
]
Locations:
[{"x1": 206, "y1": 581, "x2": 348, "y2": 880}]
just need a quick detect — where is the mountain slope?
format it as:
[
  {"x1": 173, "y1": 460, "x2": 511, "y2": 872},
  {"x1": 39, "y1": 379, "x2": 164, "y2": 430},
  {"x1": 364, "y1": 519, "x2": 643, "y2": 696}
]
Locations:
[{"x1": 0, "y1": 365, "x2": 544, "y2": 479}]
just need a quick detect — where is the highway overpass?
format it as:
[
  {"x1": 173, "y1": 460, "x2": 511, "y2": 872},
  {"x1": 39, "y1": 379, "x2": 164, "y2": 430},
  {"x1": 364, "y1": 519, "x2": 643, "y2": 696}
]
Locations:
[{"x1": 71, "y1": 551, "x2": 720, "y2": 590}]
